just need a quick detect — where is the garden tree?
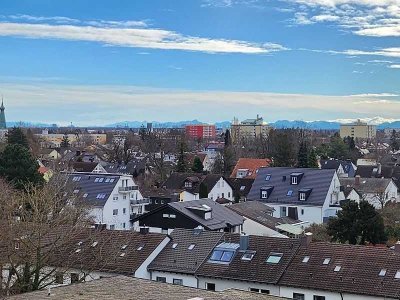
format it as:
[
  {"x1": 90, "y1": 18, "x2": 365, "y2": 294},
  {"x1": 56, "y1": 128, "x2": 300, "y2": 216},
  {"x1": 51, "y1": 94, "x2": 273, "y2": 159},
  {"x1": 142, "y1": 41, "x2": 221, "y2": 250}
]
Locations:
[
  {"x1": 328, "y1": 200, "x2": 387, "y2": 245},
  {"x1": 122, "y1": 135, "x2": 135, "y2": 165},
  {"x1": 211, "y1": 154, "x2": 224, "y2": 174},
  {"x1": 297, "y1": 141, "x2": 309, "y2": 168},
  {"x1": 270, "y1": 130, "x2": 296, "y2": 167},
  {"x1": 191, "y1": 156, "x2": 204, "y2": 173},
  {"x1": 308, "y1": 148, "x2": 319, "y2": 168},
  {"x1": 0, "y1": 144, "x2": 44, "y2": 190},
  {"x1": 315, "y1": 143, "x2": 330, "y2": 160},
  {"x1": 60, "y1": 133, "x2": 70, "y2": 148},
  {"x1": 199, "y1": 182, "x2": 208, "y2": 198},
  {"x1": 327, "y1": 133, "x2": 348, "y2": 159},
  {"x1": 176, "y1": 139, "x2": 187, "y2": 173},
  {"x1": 25, "y1": 129, "x2": 40, "y2": 157},
  {"x1": 224, "y1": 129, "x2": 232, "y2": 147},
  {"x1": 344, "y1": 136, "x2": 356, "y2": 151},
  {"x1": 306, "y1": 224, "x2": 331, "y2": 242},
  {"x1": 380, "y1": 203, "x2": 400, "y2": 244},
  {"x1": 390, "y1": 130, "x2": 400, "y2": 152},
  {"x1": 7, "y1": 127, "x2": 29, "y2": 148},
  {"x1": 0, "y1": 176, "x2": 107, "y2": 296},
  {"x1": 223, "y1": 146, "x2": 236, "y2": 176},
  {"x1": 139, "y1": 125, "x2": 147, "y2": 141}
]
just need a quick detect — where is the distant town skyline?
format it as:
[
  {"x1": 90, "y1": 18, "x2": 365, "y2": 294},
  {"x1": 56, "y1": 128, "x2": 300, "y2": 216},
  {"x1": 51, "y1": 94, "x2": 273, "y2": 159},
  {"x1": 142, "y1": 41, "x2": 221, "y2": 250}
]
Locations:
[{"x1": 0, "y1": 0, "x2": 399, "y2": 125}]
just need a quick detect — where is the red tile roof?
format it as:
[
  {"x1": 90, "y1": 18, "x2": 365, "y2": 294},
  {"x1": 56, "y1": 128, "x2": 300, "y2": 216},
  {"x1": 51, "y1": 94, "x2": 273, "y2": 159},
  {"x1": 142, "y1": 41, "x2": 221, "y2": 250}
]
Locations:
[{"x1": 230, "y1": 158, "x2": 271, "y2": 179}]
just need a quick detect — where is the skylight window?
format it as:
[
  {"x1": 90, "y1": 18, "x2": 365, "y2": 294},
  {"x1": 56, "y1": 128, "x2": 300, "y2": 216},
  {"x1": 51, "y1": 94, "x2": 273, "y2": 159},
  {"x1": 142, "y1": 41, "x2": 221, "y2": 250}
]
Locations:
[
  {"x1": 240, "y1": 186, "x2": 246, "y2": 191},
  {"x1": 241, "y1": 251, "x2": 256, "y2": 261},
  {"x1": 121, "y1": 245, "x2": 128, "y2": 250},
  {"x1": 172, "y1": 243, "x2": 178, "y2": 249},
  {"x1": 110, "y1": 178, "x2": 115, "y2": 183},
  {"x1": 137, "y1": 245, "x2": 144, "y2": 251},
  {"x1": 395, "y1": 271, "x2": 400, "y2": 279},
  {"x1": 91, "y1": 241, "x2": 98, "y2": 247},
  {"x1": 210, "y1": 249, "x2": 235, "y2": 263},
  {"x1": 334, "y1": 266, "x2": 341, "y2": 272},
  {"x1": 94, "y1": 178, "x2": 100, "y2": 182},
  {"x1": 188, "y1": 244, "x2": 195, "y2": 250},
  {"x1": 287, "y1": 190, "x2": 293, "y2": 197},
  {"x1": 73, "y1": 189, "x2": 79, "y2": 194},
  {"x1": 98, "y1": 178, "x2": 104, "y2": 183},
  {"x1": 266, "y1": 252, "x2": 283, "y2": 264},
  {"x1": 120, "y1": 252, "x2": 126, "y2": 257},
  {"x1": 265, "y1": 174, "x2": 271, "y2": 181},
  {"x1": 323, "y1": 258, "x2": 331, "y2": 265},
  {"x1": 379, "y1": 269, "x2": 387, "y2": 277},
  {"x1": 105, "y1": 178, "x2": 110, "y2": 183},
  {"x1": 83, "y1": 193, "x2": 88, "y2": 198},
  {"x1": 302, "y1": 256, "x2": 310, "y2": 263},
  {"x1": 75, "y1": 249, "x2": 81, "y2": 253}
]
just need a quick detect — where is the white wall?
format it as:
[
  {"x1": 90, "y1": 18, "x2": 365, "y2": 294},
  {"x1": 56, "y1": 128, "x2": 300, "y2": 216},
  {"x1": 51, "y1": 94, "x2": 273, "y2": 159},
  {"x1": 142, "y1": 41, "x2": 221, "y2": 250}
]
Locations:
[
  {"x1": 208, "y1": 177, "x2": 233, "y2": 201},
  {"x1": 241, "y1": 217, "x2": 288, "y2": 238},
  {"x1": 150, "y1": 271, "x2": 198, "y2": 288},
  {"x1": 269, "y1": 204, "x2": 323, "y2": 226}
]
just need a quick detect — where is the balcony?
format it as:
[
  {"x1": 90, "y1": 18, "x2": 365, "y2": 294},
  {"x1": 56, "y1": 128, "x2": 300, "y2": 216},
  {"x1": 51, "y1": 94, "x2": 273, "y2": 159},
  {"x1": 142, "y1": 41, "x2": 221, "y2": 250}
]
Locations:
[
  {"x1": 130, "y1": 198, "x2": 150, "y2": 205},
  {"x1": 118, "y1": 186, "x2": 138, "y2": 193}
]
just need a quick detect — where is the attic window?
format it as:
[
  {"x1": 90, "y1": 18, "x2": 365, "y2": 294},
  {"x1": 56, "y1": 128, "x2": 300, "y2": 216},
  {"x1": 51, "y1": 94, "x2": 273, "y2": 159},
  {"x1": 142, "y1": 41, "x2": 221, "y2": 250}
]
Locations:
[
  {"x1": 105, "y1": 178, "x2": 110, "y2": 183},
  {"x1": 91, "y1": 241, "x2": 98, "y2": 247},
  {"x1": 265, "y1": 174, "x2": 271, "y2": 181},
  {"x1": 98, "y1": 178, "x2": 104, "y2": 183},
  {"x1": 299, "y1": 193, "x2": 306, "y2": 201},
  {"x1": 172, "y1": 243, "x2": 178, "y2": 249},
  {"x1": 287, "y1": 190, "x2": 293, "y2": 197},
  {"x1": 240, "y1": 186, "x2": 246, "y2": 191},
  {"x1": 137, "y1": 245, "x2": 144, "y2": 251},
  {"x1": 210, "y1": 249, "x2": 235, "y2": 263},
  {"x1": 121, "y1": 245, "x2": 128, "y2": 250},
  {"x1": 395, "y1": 271, "x2": 400, "y2": 279},
  {"x1": 188, "y1": 244, "x2": 196, "y2": 250},
  {"x1": 291, "y1": 176, "x2": 298, "y2": 185},
  {"x1": 83, "y1": 193, "x2": 88, "y2": 198},
  {"x1": 302, "y1": 256, "x2": 310, "y2": 263},
  {"x1": 334, "y1": 266, "x2": 341, "y2": 272},
  {"x1": 94, "y1": 178, "x2": 100, "y2": 182},
  {"x1": 75, "y1": 249, "x2": 81, "y2": 253},
  {"x1": 266, "y1": 252, "x2": 283, "y2": 264},
  {"x1": 241, "y1": 251, "x2": 256, "y2": 261},
  {"x1": 185, "y1": 181, "x2": 192, "y2": 188},
  {"x1": 72, "y1": 176, "x2": 81, "y2": 182},
  {"x1": 323, "y1": 258, "x2": 331, "y2": 265},
  {"x1": 96, "y1": 193, "x2": 107, "y2": 199},
  {"x1": 120, "y1": 252, "x2": 126, "y2": 257},
  {"x1": 379, "y1": 269, "x2": 387, "y2": 277},
  {"x1": 110, "y1": 178, "x2": 115, "y2": 183}
]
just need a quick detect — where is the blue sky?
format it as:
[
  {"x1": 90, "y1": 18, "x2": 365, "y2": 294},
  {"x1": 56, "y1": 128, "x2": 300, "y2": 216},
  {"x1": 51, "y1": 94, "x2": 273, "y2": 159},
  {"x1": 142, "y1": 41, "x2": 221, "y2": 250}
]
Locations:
[{"x1": 0, "y1": 0, "x2": 399, "y2": 126}]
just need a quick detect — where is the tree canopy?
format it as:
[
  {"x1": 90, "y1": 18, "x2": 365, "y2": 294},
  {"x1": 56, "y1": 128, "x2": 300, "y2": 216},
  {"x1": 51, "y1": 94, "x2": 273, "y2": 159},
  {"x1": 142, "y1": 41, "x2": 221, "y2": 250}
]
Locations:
[
  {"x1": 191, "y1": 156, "x2": 204, "y2": 173},
  {"x1": 7, "y1": 127, "x2": 29, "y2": 148}
]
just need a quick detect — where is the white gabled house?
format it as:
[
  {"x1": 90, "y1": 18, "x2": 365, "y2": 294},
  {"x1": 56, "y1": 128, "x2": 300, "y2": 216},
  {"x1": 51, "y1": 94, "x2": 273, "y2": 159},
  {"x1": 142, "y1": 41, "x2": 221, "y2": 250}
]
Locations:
[{"x1": 247, "y1": 167, "x2": 344, "y2": 226}]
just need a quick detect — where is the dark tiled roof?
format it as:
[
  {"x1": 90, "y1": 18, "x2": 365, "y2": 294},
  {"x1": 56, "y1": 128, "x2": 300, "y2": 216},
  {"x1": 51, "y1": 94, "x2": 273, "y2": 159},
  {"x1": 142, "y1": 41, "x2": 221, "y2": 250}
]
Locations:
[
  {"x1": 168, "y1": 199, "x2": 244, "y2": 230},
  {"x1": 67, "y1": 172, "x2": 120, "y2": 206},
  {"x1": 196, "y1": 234, "x2": 301, "y2": 284},
  {"x1": 9, "y1": 276, "x2": 285, "y2": 300},
  {"x1": 279, "y1": 242, "x2": 400, "y2": 298},
  {"x1": 73, "y1": 162, "x2": 99, "y2": 172},
  {"x1": 339, "y1": 177, "x2": 393, "y2": 194},
  {"x1": 104, "y1": 159, "x2": 145, "y2": 175},
  {"x1": 148, "y1": 228, "x2": 224, "y2": 274},
  {"x1": 228, "y1": 201, "x2": 297, "y2": 230},
  {"x1": 162, "y1": 172, "x2": 229, "y2": 194},
  {"x1": 247, "y1": 167, "x2": 336, "y2": 206},
  {"x1": 227, "y1": 178, "x2": 255, "y2": 198},
  {"x1": 230, "y1": 158, "x2": 271, "y2": 179},
  {"x1": 355, "y1": 165, "x2": 376, "y2": 177},
  {"x1": 50, "y1": 229, "x2": 167, "y2": 275},
  {"x1": 320, "y1": 159, "x2": 356, "y2": 177}
]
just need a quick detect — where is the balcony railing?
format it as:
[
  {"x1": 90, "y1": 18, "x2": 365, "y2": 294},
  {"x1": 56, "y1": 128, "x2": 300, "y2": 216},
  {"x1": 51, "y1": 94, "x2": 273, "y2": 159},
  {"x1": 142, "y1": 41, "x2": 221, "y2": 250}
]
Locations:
[
  {"x1": 118, "y1": 186, "x2": 138, "y2": 193},
  {"x1": 130, "y1": 198, "x2": 150, "y2": 205}
]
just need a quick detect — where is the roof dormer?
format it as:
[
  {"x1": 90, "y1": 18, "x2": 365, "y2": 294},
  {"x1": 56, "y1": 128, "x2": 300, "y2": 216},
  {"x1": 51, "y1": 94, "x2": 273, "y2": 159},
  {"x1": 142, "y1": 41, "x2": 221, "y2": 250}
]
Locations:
[
  {"x1": 290, "y1": 172, "x2": 304, "y2": 185},
  {"x1": 298, "y1": 188, "x2": 312, "y2": 201},
  {"x1": 260, "y1": 186, "x2": 274, "y2": 200}
]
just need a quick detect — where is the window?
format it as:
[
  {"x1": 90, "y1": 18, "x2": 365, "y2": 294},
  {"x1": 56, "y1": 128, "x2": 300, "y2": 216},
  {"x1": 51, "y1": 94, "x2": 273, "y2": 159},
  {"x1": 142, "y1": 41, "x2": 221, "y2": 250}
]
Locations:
[
  {"x1": 94, "y1": 178, "x2": 100, "y2": 183},
  {"x1": 55, "y1": 272, "x2": 64, "y2": 284},
  {"x1": 172, "y1": 243, "x2": 178, "y2": 249},
  {"x1": 395, "y1": 271, "x2": 400, "y2": 279},
  {"x1": 91, "y1": 241, "x2": 98, "y2": 247},
  {"x1": 210, "y1": 249, "x2": 235, "y2": 263},
  {"x1": 188, "y1": 244, "x2": 196, "y2": 250},
  {"x1": 280, "y1": 206, "x2": 287, "y2": 217},
  {"x1": 110, "y1": 225, "x2": 115, "y2": 230},
  {"x1": 291, "y1": 176, "x2": 298, "y2": 185},
  {"x1": 156, "y1": 276, "x2": 166, "y2": 283},
  {"x1": 123, "y1": 195, "x2": 127, "y2": 200},
  {"x1": 250, "y1": 288, "x2": 259, "y2": 293},
  {"x1": 173, "y1": 278, "x2": 183, "y2": 285},
  {"x1": 302, "y1": 256, "x2": 310, "y2": 263},
  {"x1": 70, "y1": 273, "x2": 79, "y2": 284},
  {"x1": 170, "y1": 214, "x2": 176, "y2": 218},
  {"x1": 98, "y1": 178, "x2": 104, "y2": 183},
  {"x1": 301, "y1": 209, "x2": 304, "y2": 215},
  {"x1": 113, "y1": 196, "x2": 118, "y2": 201},
  {"x1": 122, "y1": 222, "x2": 126, "y2": 229},
  {"x1": 313, "y1": 296, "x2": 325, "y2": 300},
  {"x1": 96, "y1": 193, "x2": 106, "y2": 199},
  {"x1": 73, "y1": 189, "x2": 79, "y2": 194},
  {"x1": 266, "y1": 252, "x2": 283, "y2": 264},
  {"x1": 334, "y1": 265, "x2": 341, "y2": 272},
  {"x1": 83, "y1": 193, "x2": 88, "y2": 198},
  {"x1": 241, "y1": 251, "x2": 256, "y2": 261},
  {"x1": 123, "y1": 208, "x2": 126, "y2": 214},
  {"x1": 206, "y1": 283, "x2": 216, "y2": 291},
  {"x1": 221, "y1": 251, "x2": 234, "y2": 262},
  {"x1": 137, "y1": 245, "x2": 144, "y2": 251},
  {"x1": 163, "y1": 213, "x2": 169, "y2": 218},
  {"x1": 323, "y1": 258, "x2": 331, "y2": 265},
  {"x1": 293, "y1": 293, "x2": 305, "y2": 300},
  {"x1": 184, "y1": 181, "x2": 192, "y2": 188},
  {"x1": 265, "y1": 174, "x2": 271, "y2": 181},
  {"x1": 299, "y1": 192, "x2": 306, "y2": 201},
  {"x1": 121, "y1": 244, "x2": 128, "y2": 250},
  {"x1": 110, "y1": 178, "x2": 115, "y2": 183},
  {"x1": 379, "y1": 269, "x2": 387, "y2": 276},
  {"x1": 14, "y1": 241, "x2": 20, "y2": 250},
  {"x1": 261, "y1": 190, "x2": 268, "y2": 199},
  {"x1": 120, "y1": 252, "x2": 126, "y2": 257},
  {"x1": 240, "y1": 185, "x2": 246, "y2": 191},
  {"x1": 113, "y1": 209, "x2": 118, "y2": 216}
]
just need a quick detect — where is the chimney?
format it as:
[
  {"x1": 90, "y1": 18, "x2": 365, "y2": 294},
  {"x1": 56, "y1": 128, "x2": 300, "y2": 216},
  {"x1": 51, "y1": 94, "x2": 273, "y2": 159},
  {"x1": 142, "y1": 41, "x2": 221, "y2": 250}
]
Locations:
[
  {"x1": 239, "y1": 233, "x2": 249, "y2": 251},
  {"x1": 355, "y1": 175, "x2": 361, "y2": 186},
  {"x1": 377, "y1": 163, "x2": 382, "y2": 176},
  {"x1": 301, "y1": 232, "x2": 313, "y2": 247},
  {"x1": 394, "y1": 241, "x2": 400, "y2": 253},
  {"x1": 140, "y1": 226, "x2": 149, "y2": 235}
]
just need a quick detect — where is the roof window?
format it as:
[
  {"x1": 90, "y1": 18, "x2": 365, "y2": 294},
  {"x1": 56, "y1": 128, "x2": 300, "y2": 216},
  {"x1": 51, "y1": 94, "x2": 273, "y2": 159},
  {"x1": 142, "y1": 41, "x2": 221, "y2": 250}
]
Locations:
[
  {"x1": 287, "y1": 190, "x2": 293, "y2": 197},
  {"x1": 395, "y1": 271, "x2": 400, "y2": 279},
  {"x1": 323, "y1": 258, "x2": 331, "y2": 265},
  {"x1": 334, "y1": 266, "x2": 341, "y2": 272},
  {"x1": 266, "y1": 252, "x2": 283, "y2": 264},
  {"x1": 210, "y1": 249, "x2": 235, "y2": 263},
  {"x1": 172, "y1": 243, "x2": 178, "y2": 249},
  {"x1": 91, "y1": 241, "x2": 98, "y2": 247},
  {"x1": 302, "y1": 256, "x2": 310, "y2": 263},
  {"x1": 241, "y1": 251, "x2": 256, "y2": 261},
  {"x1": 265, "y1": 174, "x2": 271, "y2": 181},
  {"x1": 240, "y1": 185, "x2": 246, "y2": 191},
  {"x1": 137, "y1": 245, "x2": 144, "y2": 251},
  {"x1": 379, "y1": 269, "x2": 387, "y2": 277},
  {"x1": 188, "y1": 244, "x2": 196, "y2": 250},
  {"x1": 121, "y1": 245, "x2": 128, "y2": 250}
]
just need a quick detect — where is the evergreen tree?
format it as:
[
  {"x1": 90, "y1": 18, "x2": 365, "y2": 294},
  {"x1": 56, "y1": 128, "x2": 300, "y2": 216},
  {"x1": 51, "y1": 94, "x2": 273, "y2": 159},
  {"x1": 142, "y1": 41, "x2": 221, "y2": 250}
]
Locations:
[
  {"x1": 7, "y1": 127, "x2": 29, "y2": 148},
  {"x1": 199, "y1": 182, "x2": 208, "y2": 198},
  {"x1": 0, "y1": 144, "x2": 44, "y2": 190},
  {"x1": 224, "y1": 129, "x2": 232, "y2": 147},
  {"x1": 223, "y1": 146, "x2": 235, "y2": 176},
  {"x1": 139, "y1": 125, "x2": 147, "y2": 141},
  {"x1": 192, "y1": 156, "x2": 204, "y2": 173},
  {"x1": 390, "y1": 130, "x2": 400, "y2": 152},
  {"x1": 176, "y1": 141, "x2": 187, "y2": 173},
  {"x1": 60, "y1": 133, "x2": 70, "y2": 148},
  {"x1": 308, "y1": 148, "x2": 319, "y2": 168},
  {"x1": 328, "y1": 134, "x2": 348, "y2": 159},
  {"x1": 327, "y1": 200, "x2": 387, "y2": 245},
  {"x1": 297, "y1": 141, "x2": 309, "y2": 168},
  {"x1": 271, "y1": 131, "x2": 295, "y2": 167}
]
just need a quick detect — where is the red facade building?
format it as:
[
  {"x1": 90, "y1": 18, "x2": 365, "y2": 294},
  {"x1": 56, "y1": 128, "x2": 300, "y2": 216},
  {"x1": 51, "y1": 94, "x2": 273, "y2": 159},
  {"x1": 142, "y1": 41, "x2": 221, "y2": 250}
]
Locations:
[{"x1": 185, "y1": 124, "x2": 216, "y2": 139}]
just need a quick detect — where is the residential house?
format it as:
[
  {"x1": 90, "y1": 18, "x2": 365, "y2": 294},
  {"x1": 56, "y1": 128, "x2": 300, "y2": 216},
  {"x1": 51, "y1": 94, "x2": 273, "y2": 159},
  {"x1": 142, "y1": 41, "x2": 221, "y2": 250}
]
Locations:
[
  {"x1": 103, "y1": 159, "x2": 146, "y2": 176},
  {"x1": 230, "y1": 158, "x2": 271, "y2": 179},
  {"x1": 162, "y1": 173, "x2": 234, "y2": 203},
  {"x1": 247, "y1": 167, "x2": 343, "y2": 225},
  {"x1": 227, "y1": 177, "x2": 255, "y2": 201},
  {"x1": 72, "y1": 161, "x2": 107, "y2": 173},
  {"x1": 133, "y1": 198, "x2": 244, "y2": 234},
  {"x1": 228, "y1": 201, "x2": 306, "y2": 238},
  {"x1": 39, "y1": 148, "x2": 61, "y2": 160},
  {"x1": 148, "y1": 228, "x2": 225, "y2": 287},
  {"x1": 38, "y1": 166, "x2": 53, "y2": 182},
  {"x1": 320, "y1": 159, "x2": 357, "y2": 177},
  {"x1": 340, "y1": 176, "x2": 398, "y2": 208},
  {"x1": 142, "y1": 188, "x2": 181, "y2": 211},
  {"x1": 186, "y1": 153, "x2": 212, "y2": 172},
  {"x1": 67, "y1": 172, "x2": 148, "y2": 230}
]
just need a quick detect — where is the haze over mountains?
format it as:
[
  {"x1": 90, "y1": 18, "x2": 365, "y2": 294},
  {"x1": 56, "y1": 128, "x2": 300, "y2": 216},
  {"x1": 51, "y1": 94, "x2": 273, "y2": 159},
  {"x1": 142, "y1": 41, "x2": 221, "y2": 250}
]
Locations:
[{"x1": 7, "y1": 117, "x2": 400, "y2": 130}]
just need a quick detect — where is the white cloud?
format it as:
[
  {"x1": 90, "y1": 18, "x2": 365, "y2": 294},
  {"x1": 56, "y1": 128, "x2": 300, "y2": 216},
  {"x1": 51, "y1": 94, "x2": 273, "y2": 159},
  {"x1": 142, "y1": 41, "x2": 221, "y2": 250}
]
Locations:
[
  {"x1": 349, "y1": 93, "x2": 400, "y2": 97},
  {"x1": 0, "y1": 21, "x2": 286, "y2": 54},
  {"x1": 2, "y1": 82, "x2": 399, "y2": 126},
  {"x1": 389, "y1": 64, "x2": 400, "y2": 68}
]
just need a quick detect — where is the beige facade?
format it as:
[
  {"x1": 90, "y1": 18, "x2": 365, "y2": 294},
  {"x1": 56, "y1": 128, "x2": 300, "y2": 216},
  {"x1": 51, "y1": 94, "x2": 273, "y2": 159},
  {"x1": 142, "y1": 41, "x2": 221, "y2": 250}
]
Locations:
[
  {"x1": 36, "y1": 131, "x2": 107, "y2": 147},
  {"x1": 231, "y1": 116, "x2": 271, "y2": 142},
  {"x1": 339, "y1": 120, "x2": 376, "y2": 139}
]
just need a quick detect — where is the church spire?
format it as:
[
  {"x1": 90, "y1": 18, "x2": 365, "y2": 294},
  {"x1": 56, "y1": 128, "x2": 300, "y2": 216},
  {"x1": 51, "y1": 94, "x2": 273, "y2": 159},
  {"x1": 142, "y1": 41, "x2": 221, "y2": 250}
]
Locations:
[{"x1": 0, "y1": 96, "x2": 6, "y2": 129}]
